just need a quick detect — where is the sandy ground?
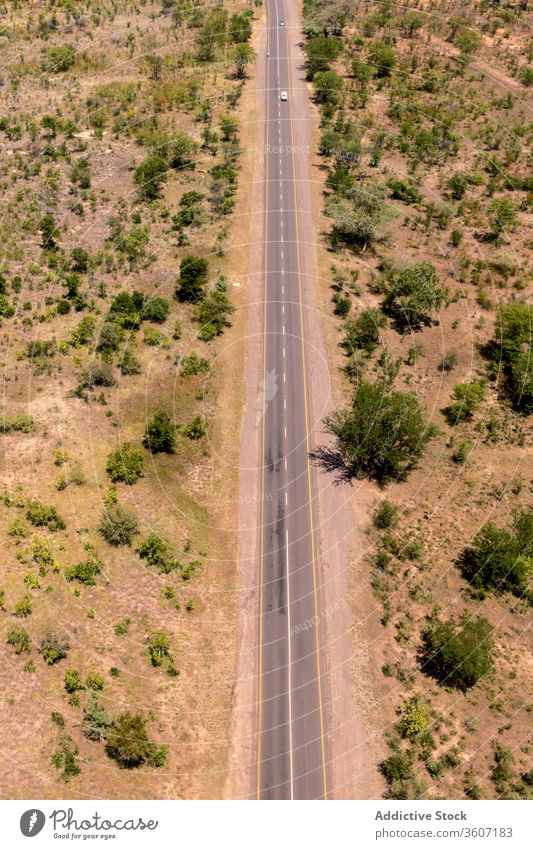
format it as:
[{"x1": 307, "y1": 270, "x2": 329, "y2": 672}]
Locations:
[{"x1": 227, "y1": 0, "x2": 382, "y2": 799}]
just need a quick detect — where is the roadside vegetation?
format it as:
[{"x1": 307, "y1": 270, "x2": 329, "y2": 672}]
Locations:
[
  {"x1": 0, "y1": 0, "x2": 257, "y2": 798},
  {"x1": 305, "y1": 0, "x2": 532, "y2": 799}
]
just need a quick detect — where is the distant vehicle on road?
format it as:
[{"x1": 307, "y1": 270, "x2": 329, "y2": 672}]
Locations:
[
  {"x1": 279, "y1": 20, "x2": 284, "y2": 26},
  {"x1": 280, "y1": 91, "x2": 288, "y2": 101}
]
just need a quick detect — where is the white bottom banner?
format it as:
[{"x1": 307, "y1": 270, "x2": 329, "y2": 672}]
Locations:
[{"x1": 1, "y1": 800, "x2": 530, "y2": 849}]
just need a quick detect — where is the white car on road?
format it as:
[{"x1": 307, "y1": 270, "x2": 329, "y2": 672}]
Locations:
[{"x1": 280, "y1": 90, "x2": 288, "y2": 101}]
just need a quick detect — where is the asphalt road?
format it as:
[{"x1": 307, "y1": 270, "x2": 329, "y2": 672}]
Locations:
[{"x1": 256, "y1": 0, "x2": 328, "y2": 800}]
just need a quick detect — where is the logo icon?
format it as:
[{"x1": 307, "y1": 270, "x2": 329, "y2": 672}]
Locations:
[{"x1": 20, "y1": 810, "x2": 46, "y2": 837}]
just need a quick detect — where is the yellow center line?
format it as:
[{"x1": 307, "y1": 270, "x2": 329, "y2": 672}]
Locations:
[{"x1": 286, "y1": 12, "x2": 329, "y2": 801}]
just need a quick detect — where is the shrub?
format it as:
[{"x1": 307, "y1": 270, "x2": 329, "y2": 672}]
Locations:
[
  {"x1": 99, "y1": 504, "x2": 139, "y2": 547},
  {"x1": 398, "y1": 696, "x2": 429, "y2": 739},
  {"x1": 421, "y1": 615, "x2": 493, "y2": 691},
  {"x1": 452, "y1": 441, "x2": 471, "y2": 464},
  {"x1": 342, "y1": 308, "x2": 386, "y2": 355},
  {"x1": 13, "y1": 595, "x2": 32, "y2": 617},
  {"x1": 175, "y1": 255, "x2": 209, "y2": 303},
  {"x1": 142, "y1": 297, "x2": 170, "y2": 323},
  {"x1": 180, "y1": 353, "x2": 210, "y2": 376},
  {"x1": 134, "y1": 154, "x2": 167, "y2": 201},
  {"x1": 194, "y1": 290, "x2": 235, "y2": 339},
  {"x1": 379, "y1": 752, "x2": 413, "y2": 785},
  {"x1": 488, "y1": 198, "x2": 518, "y2": 237},
  {"x1": 65, "y1": 547, "x2": 103, "y2": 586},
  {"x1": 47, "y1": 45, "x2": 76, "y2": 73},
  {"x1": 445, "y1": 380, "x2": 486, "y2": 423},
  {"x1": 82, "y1": 694, "x2": 110, "y2": 741},
  {"x1": 459, "y1": 509, "x2": 532, "y2": 597},
  {"x1": 96, "y1": 322, "x2": 123, "y2": 355},
  {"x1": 388, "y1": 177, "x2": 422, "y2": 205},
  {"x1": 182, "y1": 415, "x2": 206, "y2": 440},
  {"x1": 70, "y1": 316, "x2": 96, "y2": 347},
  {"x1": 137, "y1": 533, "x2": 181, "y2": 574},
  {"x1": 52, "y1": 735, "x2": 81, "y2": 782},
  {"x1": 143, "y1": 411, "x2": 176, "y2": 454},
  {"x1": 86, "y1": 671, "x2": 104, "y2": 691},
  {"x1": 490, "y1": 302, "x2": 532, "y2": 414},
  {"x1": 108, "y1": 291, "x2": 144, "y2": 329},
  {"x1": 147, "y1": 631, "x2": 172, "y2": 667},
  {"x1": 106, "y1": 444, "x2": 145, "y2": 485},
  {"x1": 373, "y1": 500, "x2": 399, "y2": 530},
  {"x1": 119, "y1": 347, "x2": 142, "y2": 376},
  {"x1": 64, "y1": 668, "x2": 85, "y2": 694},
  {"x1": 382, "y1": 262, "x2": 447, "y2": 330},
  {"x1": 10, "y1": 414, "x2": 34, "y2": 433},
  {"x1": 6, "y1": 625, "x2": 31, "y2": 654},
  {"x1": 105, "y1": 712, "x2": 165, "y2": 768},
  {"x1": 40, "y1": 631, "x2": 70, "y2": 665},
  {"x1": 324, "y1": 380, "x2": 436, "y2": 483},
  {"x1": 79, "y1": 362, "x2": 116, "y2": 389},
  {"x1": 26, "y1": 500, "x2": 66, "y2": 531}
]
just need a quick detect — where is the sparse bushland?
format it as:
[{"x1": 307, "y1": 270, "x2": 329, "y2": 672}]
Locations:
[
  {"x1": 304, "y1": 0, "x2": 531, "y2": 799},
  {"x1": 0, "y1": 0, "x2": 256, "y2": 798}
]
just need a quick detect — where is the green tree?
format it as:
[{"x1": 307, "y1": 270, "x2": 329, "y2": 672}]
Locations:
[
  {"x1": 369, "y1": 41, "x2": 397, "y2": 77},
  {"x1": 460, "y1": 509, "x2": 533, "y2": 597},
  {"x1": 168, "y1": 132, "x2": 198, "y2": 170},
  {"x1": 445, "y1": 380, "x2": 486, "y2": 423},
  {"x1": 147, "y1": 631, "x2": 172, "y2": 667},
  {"x1": 194, "y1": 290, "x2": 235, "y2": 340},
  {"x1": 175, "y1": 255, "x2": 209, "y2": 302},
  {"x1": 304, "y1": 36, "x2": 342, "y2": 80},
  {"x1": 342, "y1": 308, "x2": 386, "y2": 355},
  {"x1": 326, "y1": 183, "x2": 389, "y2": 249},
  {"x1": 134, "y1": 154, "x2": 167, "y2": 201},
  {"x1": 143, "y1": 411, "x2": 176, "y2": 454},
  {"x1": 489, "y1": 302, "x2": 532, "y2": 413},
  {"x1": 106, "y1": 444, "x2": 145, "y2": 485},
  {"x1": 231, "y1": 43, "x2": 255, "y2": 79},
  {"x1": 382, "y1": 262, "x2": 447, "y2": 330},
  {"x1": 313, "y1": 69, "x2": 344, "y2": 104},
  {"x1": 229, "y1": 11, "x2": 252, "y2": 43},
  {"x1": 488, "y1": 198, "x2": 518, "y2": 237},
  {"x1": 324, "y1": 380, "x2": 436, "y2": 483},
  {"x1": 39, "y1": 214, "x2": 59, "y2": 249},
  {"x1": 421, "y1": 615, "x2": 493, "y2": 691},
  {"x1": 47, "y1": 45, "x2": 76, "y2": 72}
]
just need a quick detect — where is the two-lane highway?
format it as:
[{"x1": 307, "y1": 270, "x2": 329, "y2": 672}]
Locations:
[{"x1": 256, "y1": 0, "x2": 328, "y2": 800}]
